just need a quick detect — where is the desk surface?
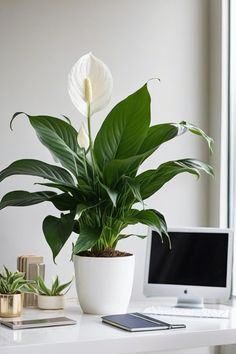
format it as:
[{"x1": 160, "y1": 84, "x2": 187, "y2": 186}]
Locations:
[{"x1": 0, "y1": 299, "x2": 236, "y2": 354}]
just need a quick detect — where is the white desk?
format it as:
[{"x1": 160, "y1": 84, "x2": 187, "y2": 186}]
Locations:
[{"x1": 0, "y1": 299, "x2": 236, "y2": 354}]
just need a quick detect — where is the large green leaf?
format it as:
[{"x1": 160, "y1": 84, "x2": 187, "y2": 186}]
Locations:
[
  {"x1": 0, "y1": 159, "x2": 75, "y2": 185},
  {"x1": 125, "y1": 209, "x2": 168, "y2": 239},
  {"x1": 11, "y1": 113, "x2": 80, "y2": 177},
  {"x1": 0, "y1": 190, "x2": 57, "y2": 210},
  {"x1": 137, "y1": 121, "x2": 213, "y2": 156},
  {"x1": 123, "y1": 176, "x2": 143, "y2": 206},
  {"x1": 116, "y1": 234, "x2": 147, "y2": 242},
  {"x1": 43, "y1": 213, "x2": 75, "y2": 262},
  {"x1": 137, "y1": 123, "x2": 184, "y2": 155},
  {"x1": 136, "y1": 158, "x2": 214, "y2": 200},
  {"x1": 98, "y1": 181, "x2": 118, "y2": 207},
  {"x1": 50, "y1": 193, "x2": 78, "y2": 211},
  {"x1": 35, "y1": 182, "x2": 79, "y2": 195},
  {"x1": 103, "y1": 155, "x2": 144, "y2": 187},
  {"x1": 102, "y1": 122, "x2": 214, "y2": 187},
  {"x1": 94, "y1": 84, "x2": 151, "y2": 168},
  {"x1": 73, "y1": 224, "x2": 101, "y2": 255}
]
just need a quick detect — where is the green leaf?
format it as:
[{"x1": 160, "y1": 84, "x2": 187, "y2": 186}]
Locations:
[
  {"x1": 37, "y1": 276, "x2": 51, "y2": 296},
  {"x1": 136, "y1": 159, "x2": 214, "y2": 200},
  {"x1": 137, "y1": 121, "x2": 213, "y2": 156},
  {"x1": 180, "y1": 121, "x2": 214, "y2": 152},
  {"x1": 96, "y1": 119, "x2": 213, "y2": 188},
  {"x1": 98, "y1": 181, "x2": 118, "y2": 207},
  {"x1": 75, "y1": 203, "x2": 98, "y2": 219},
  {"x1": 137, "y1": 123, "x2": 184, "y2": 155},
  {"x1": 128, "y1": 122, "x2": 213, "y2": 175},
  {"x1": 94, "y1": 84, "x2": 151, "y2": 168},
  {"x1": 3, "y1": 266, "x2": 10, "y2": 278},
  {"x1": 11, "y1": 113, "x2": 80, "y2": 177},
  {"x1": 0, "y1": 159, "x2": 75, "y2": 185},
  {"x1": 23, "y1": 283, "x2": 37, "y2": 294},
  {"x1": 116, "y1": 234, "x2": 147, "y2": 242},
  {"x1": 73, "y1": 224, "x2": 101, "y2": 255},
  {"x1": 103, "y1": 155, "x2": 142, "y2": 187},
  {"x1": 51, "y1": 276, "x2": 59, "y2": 295},
  {"x1": 0, "y1": 190, "x2": 57, "y2": 210},
  {"x1": 43, "y1": 213, "x2": 75, "y2": 262},
  {"x1": 35, "y1": 182, "x2": 79, "y2": 195},
  {"x1": 50, "y1": 193, "x2": 78, "y2": 211},
  {"x1": 125, "y1": 209, "x2": 168, "y2": 239},
  {"x1": 124, "y1": 176, "x2": 143, "y2": 206},
  {"x1": 55, "y1": 278, "x2": 73, "y2": 295}
]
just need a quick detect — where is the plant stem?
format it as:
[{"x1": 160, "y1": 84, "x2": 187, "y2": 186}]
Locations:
[{"x1": 87, "y1": 104, "x2": 96, "y2": 179}]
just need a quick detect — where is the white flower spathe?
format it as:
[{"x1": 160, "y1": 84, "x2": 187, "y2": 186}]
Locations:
[
  {"x1": 77, "y1": 122, "x2": 89, "y2": 150},
  {"x1": 68, "y1": 52, "x2": 113, "y2": 117}
]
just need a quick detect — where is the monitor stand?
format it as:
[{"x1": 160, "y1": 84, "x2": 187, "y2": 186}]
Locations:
[{"x1": 175, "y1": 297, "x2": 204, "y2": 309}]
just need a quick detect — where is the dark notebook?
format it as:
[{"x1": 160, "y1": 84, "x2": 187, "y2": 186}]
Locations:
[{"x1": 102, "y1": 312, "x2": 186, "y2": 332}]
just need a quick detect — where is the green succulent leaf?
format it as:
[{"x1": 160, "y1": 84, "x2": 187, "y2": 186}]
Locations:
[
  {"x1": 0, "y1": 190, "x2": 57, "y2": 210},
  {"x1": 0, "y1": 159, "x2": 75, "y2": 185},
  {"x1": 136, "y1": 159, "x2": 214, "y2": 200},
  {"x1": 94, "y1": 84, "x2": 151, "y2": 169},
  {"x1": 43, "y1": 213, "x2": 75, "y2": 262},
  {"x1": 37, "y1": 276, "x2": 51, "y2": 295},
  {"x1": 0, "y1": 266, "x2": 28, "y2": 294},
  {"x1": 55, "y1": 278, "x2": 73, "y2": 295},
  {"x1": 23, "y1": 283, "x2": 37, "y2": 294},
  {"x1": 24, "y1": 275, "x2": 72, "y2": 296},
  {"x1": 51, "y1": 276, "x2": 59, "y2": 295}
]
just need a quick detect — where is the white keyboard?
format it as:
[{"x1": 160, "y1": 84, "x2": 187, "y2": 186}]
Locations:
[{"x1": 143, "y1": 306, "x2": 230, "y2": 319}]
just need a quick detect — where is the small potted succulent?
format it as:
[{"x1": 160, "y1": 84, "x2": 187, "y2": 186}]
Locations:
[
  {"x1": 0, "y1": 266, "x2": 29, "y2": 317},
  {"x1": 26, "y1": 276, "x2": 72, "y2": 310}
]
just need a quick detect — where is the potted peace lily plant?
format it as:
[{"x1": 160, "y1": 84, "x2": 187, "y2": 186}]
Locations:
[{"x1": 0, "y1": 53, "x2": 213, "y2": 314}]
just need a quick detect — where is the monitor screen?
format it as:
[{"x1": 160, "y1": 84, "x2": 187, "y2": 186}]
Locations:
[{"x1": 148, "y1": 230, "x2": 228, "y2": 288}]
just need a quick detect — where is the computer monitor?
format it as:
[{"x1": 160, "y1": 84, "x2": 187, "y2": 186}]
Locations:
[{"x1": 144, "y1": 227, "x2": 233, "y2": 308}]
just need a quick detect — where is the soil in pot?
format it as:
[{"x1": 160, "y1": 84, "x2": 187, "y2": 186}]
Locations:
[{"x1": 78, "y1": 249, "x2": 132, "y2": 257}]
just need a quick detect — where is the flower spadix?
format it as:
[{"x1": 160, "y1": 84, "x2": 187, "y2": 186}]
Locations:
[
  {"x1": 68, "y1": 52, "x2": 113, "y2": 117},
  {"x1": 77, "y1": 122, "x2": 89, "y2": 150}
]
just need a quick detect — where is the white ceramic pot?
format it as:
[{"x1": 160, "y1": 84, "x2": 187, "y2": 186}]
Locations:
[
  {"x1": 73, "y1": 254, "x2": 135, "y2": 314},
  {"x1": 37, "y1": 295, "x2": 64, "y2": 310}
]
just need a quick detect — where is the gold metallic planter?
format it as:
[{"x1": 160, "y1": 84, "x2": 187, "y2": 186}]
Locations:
[{"x1": 0, "y1": 293, "x2": 22, "y2": 318}]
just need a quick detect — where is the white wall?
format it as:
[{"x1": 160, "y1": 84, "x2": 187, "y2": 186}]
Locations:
[{"x1": 0, "y1": 0, "x2": 211, "y2": 303}]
